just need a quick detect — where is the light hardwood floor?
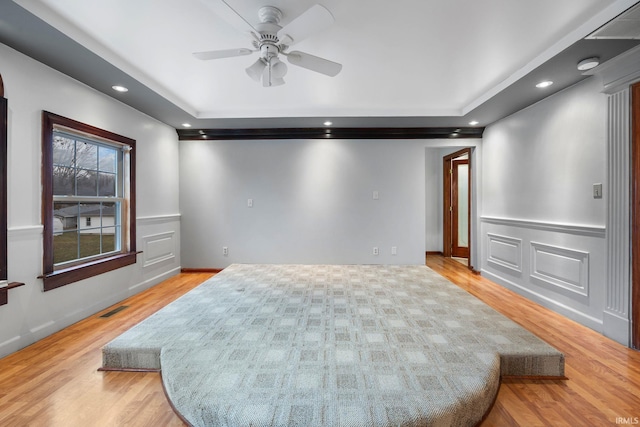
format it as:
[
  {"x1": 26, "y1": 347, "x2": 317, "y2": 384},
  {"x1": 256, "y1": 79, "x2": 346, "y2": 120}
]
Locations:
[{"x1": 0, "y1": 257, "x2": 639, "y2": 426}]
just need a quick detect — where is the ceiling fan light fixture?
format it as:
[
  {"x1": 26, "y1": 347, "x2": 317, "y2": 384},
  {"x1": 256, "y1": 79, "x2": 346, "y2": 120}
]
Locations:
[
  {"x1": 246, "y1": 58, "x2": 267, "y2": 82},
  {"x1": 269, "y1": 77, "x2": 286, "y2": 87},
  {"x1": 271, "y1": 58, "x2": 288, "y2": 79}
]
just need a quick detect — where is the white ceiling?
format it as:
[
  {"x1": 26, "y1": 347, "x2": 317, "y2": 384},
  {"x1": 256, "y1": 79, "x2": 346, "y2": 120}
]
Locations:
[{"x1": 11, "y1": 0, "x2": 639, "y2": 127}]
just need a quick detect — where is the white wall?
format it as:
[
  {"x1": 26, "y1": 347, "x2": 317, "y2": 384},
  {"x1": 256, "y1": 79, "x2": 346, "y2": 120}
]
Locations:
[
  {"x1": 180, "y1": 138, "x2": 481, "y2": 269},
  {"x1": 0, "y1": 43, "x2": 181, "y2": 358},
  {"x1": 481, "y1": 76, "x2": 608, "y2": 334}
]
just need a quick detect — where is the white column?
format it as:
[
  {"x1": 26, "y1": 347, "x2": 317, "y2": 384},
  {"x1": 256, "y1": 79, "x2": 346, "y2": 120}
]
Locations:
[{"x1": 604, "y1": 88, "x2": 630, "y2": 346}]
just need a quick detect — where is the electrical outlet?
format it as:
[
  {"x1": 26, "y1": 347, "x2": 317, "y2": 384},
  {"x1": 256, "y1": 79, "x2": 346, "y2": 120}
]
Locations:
[
  {"x1": 372, "y1": 190, "x2": 379, "y2": 200},
  {"x1": 373, "y1": 246, "x2": 379, "y2": 256},
  {"x1": 223, "y1": 246, "x2": 229, "y2": 256},
  {"x1": 247, "y1": 198, "x2": 253, "y2": 207},
  {"x1": 391, "y1": 246, "x2": 397, "y2": 255}
]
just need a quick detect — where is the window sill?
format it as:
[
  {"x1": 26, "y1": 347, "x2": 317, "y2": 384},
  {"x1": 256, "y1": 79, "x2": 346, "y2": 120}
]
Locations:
[
  {"x1": 41, "y1": 251, "x2": 139, "y2": 291},
  {"x1": 0, "y1": 282, "x2": 26, "y2": 306}
]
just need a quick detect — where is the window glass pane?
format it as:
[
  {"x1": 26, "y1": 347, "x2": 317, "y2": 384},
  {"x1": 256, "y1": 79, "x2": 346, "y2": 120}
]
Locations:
[
  {"x1": 53, "y1": 231, "x2": 79, "y2": 264},
  {"x1": 98, "y1": 172, "x2": 116, "y2": 196},
  {"x1": 101, "y1": 202, "x2": 117, "y2": 226},
  {"x1": 102, "y1": 227, "x2": 117, "y2": 253},
  {"x1": 79, "y1": 233, "x2": 102, "y2": 259},
  {"x1": 78, "y1": 202, "x2": 109, "y2": 259},
  {"x1": 78, "y1": 202, "x2": 101, "y2": 233},
  {"x1": 76, "y1": 169, "x2": 98, "y2": 196},
  {"x1": 99, "y1": 146, "x2": 117, "y2": 173},
  {"x1": 52, "y1": 136, "x2": 75, "y2": 167},
  {"x1": 101, "y1": 202, "x2": 120, "y2": 253},
  {"x1": 53, "y1": 165, "x2": 75, "y2": 196},
  {"x1": 53, "y1": 202, "x2": 79, "y2": 232},
  {"x1": 76, "y1": 142, "x2": 98, "y2": 170}
]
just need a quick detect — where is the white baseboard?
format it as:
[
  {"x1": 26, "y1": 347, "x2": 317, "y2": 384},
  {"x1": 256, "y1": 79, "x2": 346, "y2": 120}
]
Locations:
[
  {"x1": 481, "y1": 269, "x2": 603, "y2": 332},
  {"x1": 130, "y1": 266, "x2": 181, "y2": 293}
]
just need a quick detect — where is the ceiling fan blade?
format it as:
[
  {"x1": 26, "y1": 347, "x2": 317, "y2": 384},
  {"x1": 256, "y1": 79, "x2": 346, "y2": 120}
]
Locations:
[
  {"x1": 193, "y1": 48, "x2": 253, "y2": 60},
  {"x1": 277, "y1": 4, "x2": 334, "y2": 46},
  {"x1": 286, "y1": 51, "x2": 342, "y2": 77},
  {"x1": 197, "y1": 0, "x2": 257, "y2": 33}
]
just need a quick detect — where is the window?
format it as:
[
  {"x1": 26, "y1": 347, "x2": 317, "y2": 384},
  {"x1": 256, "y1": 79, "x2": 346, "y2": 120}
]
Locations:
[{"x1": 41, "y1": 112, "x2": 137, "y2": 291}]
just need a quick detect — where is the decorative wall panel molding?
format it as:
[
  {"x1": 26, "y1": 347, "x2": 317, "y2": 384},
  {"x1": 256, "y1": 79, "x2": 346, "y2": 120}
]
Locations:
[
  {"x1": 141, "y1": 231, "x2": 176, "y2": 268},
  {"x1": 486, "y1": 233, "x2": 522, "y2": 273},
  {"x1": 481, "y1": 216, "x2": 605, "y2": 237},
  {"x1": 530, "y1": 241, "x2": 590, "y2": 301}
]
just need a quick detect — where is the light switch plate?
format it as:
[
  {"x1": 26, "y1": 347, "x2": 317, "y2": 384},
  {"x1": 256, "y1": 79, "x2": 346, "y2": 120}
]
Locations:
[{"x1": 593, "y1": 183, "x2": 603, "y2": 199}]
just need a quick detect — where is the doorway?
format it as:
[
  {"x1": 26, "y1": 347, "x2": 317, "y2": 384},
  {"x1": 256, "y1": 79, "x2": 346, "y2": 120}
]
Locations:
[{"x1": 443, "y1": 148, "x2": 471, "y2": 267}]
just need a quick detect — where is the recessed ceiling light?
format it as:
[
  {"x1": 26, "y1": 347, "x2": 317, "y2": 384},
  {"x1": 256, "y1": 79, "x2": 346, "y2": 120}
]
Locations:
[
  {"x1": 324, "y1": 121, "x2": 333, "y2": 126},
  {"x1": 469, "y1": 120, "x2": 479, "y2": 126},
  {"x1": 577, "y1": 57, "x2": 600, "y2": 71},
  {"x1": 182, "y1": 123, "x2": 192, "y2": 128},
  {"x1": 112, "y1": 85, "x2": 128, "y2": 92},
  {"x1": 451, "y1": 133, "x2": 459, "y2": 137},
  {"x1": 536, "y1": 81, "x2": 553, "y2": 88}
]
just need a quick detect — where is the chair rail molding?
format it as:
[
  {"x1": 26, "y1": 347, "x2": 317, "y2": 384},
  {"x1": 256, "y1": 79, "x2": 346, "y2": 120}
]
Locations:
[{"x1": 480, "y1": 216, "x2": 606, "y2": 237}]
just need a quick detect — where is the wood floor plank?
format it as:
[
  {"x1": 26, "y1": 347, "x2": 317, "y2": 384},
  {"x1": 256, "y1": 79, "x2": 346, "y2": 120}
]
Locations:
[
  {"x1": 1, "y1": 260, "x2": 640, "y2": 426},
  {"x1": 0, "y1": 272, "x2": 212, "y2": 427}
]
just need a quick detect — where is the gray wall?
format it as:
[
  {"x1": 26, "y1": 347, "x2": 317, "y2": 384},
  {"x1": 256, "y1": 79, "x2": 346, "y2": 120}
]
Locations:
[
  {"x1": 180, "y1": 139, "x2": 481, "y2": 269},
  {"x1": 480, "y1": 76, "x2": 608, "y2": 333}
]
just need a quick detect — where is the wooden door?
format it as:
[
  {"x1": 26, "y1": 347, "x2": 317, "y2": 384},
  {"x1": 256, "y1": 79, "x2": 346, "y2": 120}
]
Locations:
[
  {"x1": 452, "y1": 159, "x2": 469, "y2": 258},
  {"x1": 443, "y1": 148, "x2": 471, "y2": 262}
]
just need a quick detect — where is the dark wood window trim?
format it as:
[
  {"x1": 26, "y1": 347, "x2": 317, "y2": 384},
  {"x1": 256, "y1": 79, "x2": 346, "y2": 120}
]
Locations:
[
  {"x1": 41, "y1": 111, "x2": 137, "y2": 291},
  {"x1": 1, "y1": 91, "x2": 7, "y2": 284},
  {"x1": 1, "y1": 75, "x2": 26, "y2": 306}
]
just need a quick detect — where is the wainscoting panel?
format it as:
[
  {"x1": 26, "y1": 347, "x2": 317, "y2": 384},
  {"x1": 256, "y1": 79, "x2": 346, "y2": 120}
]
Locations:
[
  {"x1": 142, "y1": 231, "x2": 176, "y2": 268},
  {"x1": 530, "y1": 242, "x2": 589, "y2": 301},
  {"x1": 480, "y1": 217, "x2": 605, "y2": 333},
  {"x1": 487, "y1": 233, "x2": 522, "y2": 273}
]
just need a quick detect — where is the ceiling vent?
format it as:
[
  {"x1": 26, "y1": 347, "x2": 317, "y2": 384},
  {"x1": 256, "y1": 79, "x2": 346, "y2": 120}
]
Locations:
[{"x1": 587, "y1": 3, "x2": 640, "y2": 39}]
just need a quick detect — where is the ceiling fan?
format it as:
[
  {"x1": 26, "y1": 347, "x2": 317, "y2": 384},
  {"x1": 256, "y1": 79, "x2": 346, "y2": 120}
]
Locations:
[{"x1": 194, "y1": 1, "x2": 342, "y2": 87}]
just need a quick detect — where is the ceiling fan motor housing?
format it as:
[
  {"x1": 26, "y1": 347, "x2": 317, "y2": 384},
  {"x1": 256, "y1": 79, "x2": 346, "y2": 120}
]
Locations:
[{"x1": 258, "y1": 6, "x2": 282, "y2": 24}]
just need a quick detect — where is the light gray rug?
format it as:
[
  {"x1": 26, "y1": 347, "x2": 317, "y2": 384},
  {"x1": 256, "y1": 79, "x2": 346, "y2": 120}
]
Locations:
[{"x1": 102, "y1": 264, "x2": 564, "y2": 426}]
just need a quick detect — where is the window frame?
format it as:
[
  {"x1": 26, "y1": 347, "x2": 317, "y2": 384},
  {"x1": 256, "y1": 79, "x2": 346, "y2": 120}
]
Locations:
[
  {"x1": 1, "y1": 93, "x2": 7, "y2": 286},
  {"x1": 41, "y1": 111, "x2": 137, "y2": 291}
]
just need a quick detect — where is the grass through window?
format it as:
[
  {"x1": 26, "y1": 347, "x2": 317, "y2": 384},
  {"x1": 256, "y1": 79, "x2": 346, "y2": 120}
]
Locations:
[{"x1": 53, "y1": 233, "x2": 116, "y2": 265}]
